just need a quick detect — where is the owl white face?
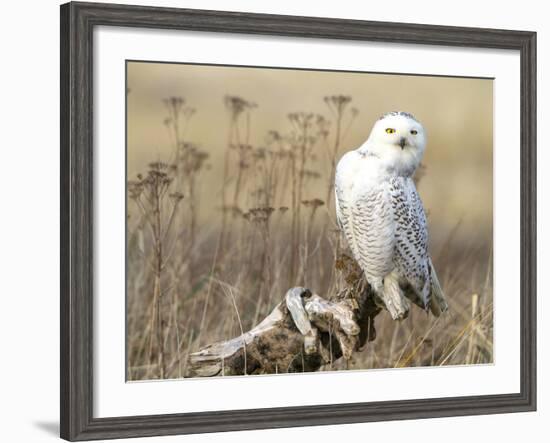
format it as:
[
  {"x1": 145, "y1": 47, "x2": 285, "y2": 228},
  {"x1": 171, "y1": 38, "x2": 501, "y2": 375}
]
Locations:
[{"x1": 365, "y1": 112, "x2": 426, "y2": 175}]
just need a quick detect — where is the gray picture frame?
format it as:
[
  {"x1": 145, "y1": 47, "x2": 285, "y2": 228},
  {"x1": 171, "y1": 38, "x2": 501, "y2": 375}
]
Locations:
[{"x1": 60, "y1": 2, "x2": 537, "y2": 440}]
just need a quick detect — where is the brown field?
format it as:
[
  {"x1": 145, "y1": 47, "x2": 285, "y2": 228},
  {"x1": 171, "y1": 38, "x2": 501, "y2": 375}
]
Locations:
[{"x1": 126, "y1": 62, "x2": 493, "y2": 380}]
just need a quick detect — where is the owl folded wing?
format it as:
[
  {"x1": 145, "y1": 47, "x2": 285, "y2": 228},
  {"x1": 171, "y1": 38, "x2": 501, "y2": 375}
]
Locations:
[{"x1": 389, "y1": 176, "x2": 432, "y2": 308}]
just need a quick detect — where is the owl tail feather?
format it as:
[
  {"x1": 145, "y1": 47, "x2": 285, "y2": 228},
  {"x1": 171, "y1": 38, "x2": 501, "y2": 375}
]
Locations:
[{"x1": 428, "y1": 258, "x2": 448, "y2": 317}]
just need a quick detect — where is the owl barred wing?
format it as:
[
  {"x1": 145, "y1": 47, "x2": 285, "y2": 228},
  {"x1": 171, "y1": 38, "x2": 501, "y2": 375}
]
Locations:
[{"x1": 390, "y1": 177, "x2": 431, "y2": 308}]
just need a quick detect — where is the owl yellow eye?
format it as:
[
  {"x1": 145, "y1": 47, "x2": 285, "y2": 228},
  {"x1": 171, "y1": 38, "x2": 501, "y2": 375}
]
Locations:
[
  {"x1": 410, "y1": 129, "x2": 418, "y2": 135},
  {"x1": 385, "y1": 128, "x2": 396, "y2": 134}
]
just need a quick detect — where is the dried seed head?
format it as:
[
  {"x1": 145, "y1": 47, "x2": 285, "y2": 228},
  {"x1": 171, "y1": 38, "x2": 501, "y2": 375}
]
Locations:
[
  {"x1": 302, "y1": 198, "x2": 325, "y2": 209},
  {"x1": 300, "y1": 169, "x2": 321, "y2": 180},
  {"x1": 254, "y1": 147, "x2": 267, "y2": 160},
  {"x1": 324, "y1": 95, "x2": 353, "y2": 115},
  {"x1": 246, "y1": 206, "x2": 276, "y2": 224},
  {"x1": 267, "y1": 130, "x2": 282, "y2": 143},
  {"x1": 148, "y1": 161, "x2": 169, "y2": 171},
  {"x1": 224, "y1": 95, "x2": 257, "y2": 117},
  {"x1": 169, "y1": 192, "x2": 184, "y2": 203},
  {"x1": 128, "y1": 181, "x2": 144, "y2": 200},
  {"x1": 163, "y1": 97, "x2": 186, "y2": 121}
]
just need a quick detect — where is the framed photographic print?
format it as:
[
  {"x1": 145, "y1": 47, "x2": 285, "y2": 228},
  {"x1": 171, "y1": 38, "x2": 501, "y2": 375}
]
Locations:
[{"x1": 60, "y1": 1, "x2": 537, "y2": 440}]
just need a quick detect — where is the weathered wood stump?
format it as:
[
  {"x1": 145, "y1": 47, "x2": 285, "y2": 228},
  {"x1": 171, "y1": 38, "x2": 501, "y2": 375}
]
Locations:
[{"x1": 188, "y1": 254, "x2": 382, "y2": 376}]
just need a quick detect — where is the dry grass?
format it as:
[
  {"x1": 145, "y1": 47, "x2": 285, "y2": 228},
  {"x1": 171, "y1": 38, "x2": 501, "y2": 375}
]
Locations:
[{"x1": 126, "y1": 93, "x2": 493, "y2": 380}]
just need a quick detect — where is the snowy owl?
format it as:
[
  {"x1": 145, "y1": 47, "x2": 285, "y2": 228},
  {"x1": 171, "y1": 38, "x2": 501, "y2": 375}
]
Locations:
[{"x1": 335, "y1": 111, "x2": 447, "y2": 319}]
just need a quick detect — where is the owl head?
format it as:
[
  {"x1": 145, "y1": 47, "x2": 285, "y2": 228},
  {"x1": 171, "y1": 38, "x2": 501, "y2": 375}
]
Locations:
[{"x1": 364, "y1": 111, "x2": 426, "y2": 175}]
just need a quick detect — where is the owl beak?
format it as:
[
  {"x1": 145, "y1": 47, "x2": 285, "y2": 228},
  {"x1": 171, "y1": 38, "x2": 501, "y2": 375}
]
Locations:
[{"x1": 399, "y1": 137, "x2": 407, "y2": 149}]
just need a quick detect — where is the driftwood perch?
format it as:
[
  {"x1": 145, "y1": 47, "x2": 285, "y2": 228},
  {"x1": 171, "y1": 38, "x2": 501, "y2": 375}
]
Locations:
[
  {"x1": 189, "y1": 254, "x2": 447, "y2": 376},
  {"x1": 189, "y1": 255, "x2": 383, "y2": 376}
]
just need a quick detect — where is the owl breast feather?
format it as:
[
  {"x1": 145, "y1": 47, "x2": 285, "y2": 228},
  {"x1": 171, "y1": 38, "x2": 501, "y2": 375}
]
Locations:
[{"x1": 336, "y1": 155, "x2": 430, "y2": 304}]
